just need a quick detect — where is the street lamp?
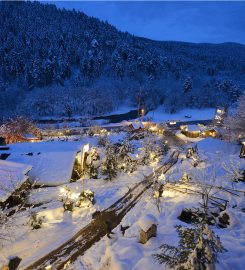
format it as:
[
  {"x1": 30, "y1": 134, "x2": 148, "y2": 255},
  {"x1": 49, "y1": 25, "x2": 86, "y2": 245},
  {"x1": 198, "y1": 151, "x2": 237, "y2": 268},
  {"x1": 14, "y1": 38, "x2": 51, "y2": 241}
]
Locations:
[{"x1": 141, "y1": 109, "x2": 144, "y2": 122}]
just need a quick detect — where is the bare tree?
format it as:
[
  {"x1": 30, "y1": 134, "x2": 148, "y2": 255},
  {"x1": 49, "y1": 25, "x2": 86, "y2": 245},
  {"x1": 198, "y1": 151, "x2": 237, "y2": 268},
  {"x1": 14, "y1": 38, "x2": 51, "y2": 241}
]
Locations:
[
  {"x1": 0, "y1": 171, "x2": 41, "y2": 246},
  {"x1": 0, "y1": 116, "x2": 38, "y2": 144},
  {"x1": 224, "y1": 90, "x2": 245, "y2": 141},
  {"x1": 190, "y1": 166, "x2": 221, "y2": 211},
  {"x1": 222, "y1": 159, "x2": 243, "y2": 189}
]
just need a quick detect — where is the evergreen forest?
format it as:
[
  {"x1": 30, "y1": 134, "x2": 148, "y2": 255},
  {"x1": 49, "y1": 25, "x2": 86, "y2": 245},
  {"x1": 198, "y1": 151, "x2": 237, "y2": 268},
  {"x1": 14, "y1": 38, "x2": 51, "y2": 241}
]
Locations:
[{"x1": 1, "y1": 1, "x2": 245, "y2": 120}]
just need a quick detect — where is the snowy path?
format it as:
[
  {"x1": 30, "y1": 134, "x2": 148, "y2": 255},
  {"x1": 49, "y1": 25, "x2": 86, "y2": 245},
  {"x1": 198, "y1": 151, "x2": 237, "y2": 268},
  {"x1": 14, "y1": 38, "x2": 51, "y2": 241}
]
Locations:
[{"x1": 22, "y1": 152, "x2": 179, "y2": 270}]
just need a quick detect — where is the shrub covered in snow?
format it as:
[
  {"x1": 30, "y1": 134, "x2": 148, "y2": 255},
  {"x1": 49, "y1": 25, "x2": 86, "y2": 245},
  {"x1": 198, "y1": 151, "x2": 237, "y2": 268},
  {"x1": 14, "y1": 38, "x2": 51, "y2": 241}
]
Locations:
[
  {"x1": 77, "y1": 190, "x2": 95, "y2": 206},
  {"x1": 58, "y1": 185, "x2": 75, "y2": 211},
  {"x1": 118, "y1": 139, "x2": 134, "y2": 162},
  {"x1": 88, "y1": 123, "x2": 101, "y2": 136},
  {"x1": 97, "y1": 134, "x2": 108, "y2": 147},
  {"x1": 87, "y1": 146, "x2": 100, "y2": 179},
  {"x1": 140, "y1": 135, "x2": 161, "y2": 165},
  {"x1": 28, "y1": 211, "x2": 45, "y2": 230}
]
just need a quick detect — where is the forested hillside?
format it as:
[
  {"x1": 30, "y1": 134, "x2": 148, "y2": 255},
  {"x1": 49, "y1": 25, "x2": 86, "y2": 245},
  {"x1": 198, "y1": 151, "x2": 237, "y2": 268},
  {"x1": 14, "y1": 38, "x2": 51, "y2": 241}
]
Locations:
[{"x1": 1, "y1": 1, "x2": 245, "y2": 119}]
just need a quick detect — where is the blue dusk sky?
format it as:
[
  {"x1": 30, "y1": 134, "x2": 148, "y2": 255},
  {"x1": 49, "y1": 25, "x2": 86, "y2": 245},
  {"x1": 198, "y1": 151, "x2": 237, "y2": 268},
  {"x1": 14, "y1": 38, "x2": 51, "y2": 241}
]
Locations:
[{"x1": 43, "y1": 1, "x2": 245, "y2": 45}]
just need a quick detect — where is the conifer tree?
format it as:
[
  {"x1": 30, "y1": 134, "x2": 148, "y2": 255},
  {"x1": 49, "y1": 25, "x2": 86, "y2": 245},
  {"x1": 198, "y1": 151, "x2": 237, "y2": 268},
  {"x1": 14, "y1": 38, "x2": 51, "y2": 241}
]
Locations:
[
  {"x1": 102, "y1": 140, "x2": 118, "y2": 180},
  {"x1": 153, "y1": 200, "x2": 227, "y2": 270},
  {"x1": 153, "y1": 167, "x2": 227, "y2": 270},
  {"x1": 118, "y1": 139, "x2": 133, "y2": 162}
]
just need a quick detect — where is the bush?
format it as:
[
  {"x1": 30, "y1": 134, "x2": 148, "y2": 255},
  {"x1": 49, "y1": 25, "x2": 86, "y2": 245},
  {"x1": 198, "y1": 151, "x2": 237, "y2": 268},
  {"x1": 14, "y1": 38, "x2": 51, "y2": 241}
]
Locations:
[
  {"x1": 78, "y1": 190, "x2": 94, "y2": 203},
  {"x1": 89, "y1": 164, "x2": 99, "y2": 179},
  {"x1": 88, "y1": 123, "x2": 101, "y2": 135},
  {"x1": 97, "y1": 134, "x2": 108, "y2": 147},
  {"x1": 28, "y1": 211, "x2": 45, "y2": 230},
  {"x1": 140, "y1": 136, "x2": 161, "y2": 165},
  {"x1": 58, "y1": 186, "x2": 75, "y2": 211}
]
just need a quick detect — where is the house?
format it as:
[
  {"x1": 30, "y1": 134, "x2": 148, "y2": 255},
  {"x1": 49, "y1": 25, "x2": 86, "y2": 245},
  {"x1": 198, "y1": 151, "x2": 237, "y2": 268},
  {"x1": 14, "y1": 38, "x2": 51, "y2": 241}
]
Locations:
[
  {"x1": 3, "y1": 141, "x2": 90, "y2": 186},
  {"x1": 0, "y1": 160, "x2": 33, "y2": 208},
  {"x1": 148, "y1": 125, "x2": 165, "y2": 135},
  {"x1": 199, "y1": 127, "x2": 217, "y2": 138},
  {"x1": 181, "y1": 125, "x2": 200, "y2": 138},
  {"x1": 240, "y1": 142, "x2": 245, "y2": 158},
  {"x1": 20, "y1": 134, "x2": 38, "y2": 142},
  {"x1": 214, "y1": 105, "x2": 228, "y2": 126},
  {"x1": 128, "y1": 121, "x2": 145, "y2": 133}
]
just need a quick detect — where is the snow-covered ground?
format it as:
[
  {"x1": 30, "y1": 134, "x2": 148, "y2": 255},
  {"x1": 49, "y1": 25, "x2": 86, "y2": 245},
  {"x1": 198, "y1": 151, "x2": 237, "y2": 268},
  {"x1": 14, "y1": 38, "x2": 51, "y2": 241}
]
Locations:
[
  {"x1": 1, "y1": 132, "x2": 245, "y2": 270},
  {"x1": 147, "y1": 106, "x2": 216, "y2": 122},
  {"x1": 0, "y1": 133, "x2": 170, "y2": 269},
  {"x1": 69, "y1": 138, "x2": 245, "y2": 270}
]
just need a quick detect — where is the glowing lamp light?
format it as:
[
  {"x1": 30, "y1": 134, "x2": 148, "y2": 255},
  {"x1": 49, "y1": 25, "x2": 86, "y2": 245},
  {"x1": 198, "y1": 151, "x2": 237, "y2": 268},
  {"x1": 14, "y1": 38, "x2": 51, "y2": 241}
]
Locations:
[
  {"x1": 159, "y1": 173, "x2": 165, "y2": 181},
  {"x1": 83, "y1": 143, "x2": 90, "y2": 153}
]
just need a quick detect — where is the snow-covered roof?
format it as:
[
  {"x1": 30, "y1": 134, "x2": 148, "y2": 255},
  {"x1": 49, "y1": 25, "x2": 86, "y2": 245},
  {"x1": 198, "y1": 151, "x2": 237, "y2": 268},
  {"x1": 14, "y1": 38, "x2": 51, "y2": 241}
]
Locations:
[
  {"x1": 187, "y1": 125, "x2": 200, "y2": 132},
  {"x1": 3, "y1": 141, "x2": 87, "y2": 154},
  {"x1": 0, "y1": 160, "x2": 33, "y2": 202},
  {"x1": 138, "y1": 214, "x2": 158, "y2": 232},
  {"x1": 4, "y1": 141, "x2": 88, "y2": 186},
  {"x1": 22, "y1": 134, "x2": 38, "y2": 140},
  {"x1": 130, "y1": 121, "x2": 145, "y2": 130},
  {"x1": 7, "y1": 151, "x2": 77, "y2": 186},
  {"x1": 199, "y1": 126, "x2": 217, "y2": 132}
]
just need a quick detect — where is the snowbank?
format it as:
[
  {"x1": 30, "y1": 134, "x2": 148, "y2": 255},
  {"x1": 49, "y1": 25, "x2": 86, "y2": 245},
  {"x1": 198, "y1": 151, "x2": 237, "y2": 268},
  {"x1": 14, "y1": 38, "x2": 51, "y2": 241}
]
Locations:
[
  {"x1": 147, "y1": 106, "x2": 215, "y2": 122},
  {"x1": 220, "y1": 210, "x2": 241, "y2": 229},
  {"x1": 138, "y1": 214, "x2": 158, "y2": 232},
  {"x1": 0, "y1": 160, "x2": 33, "y2": 202},
  {"x1": 193, "y1": 137, "x2": 240, "y2": 155}
]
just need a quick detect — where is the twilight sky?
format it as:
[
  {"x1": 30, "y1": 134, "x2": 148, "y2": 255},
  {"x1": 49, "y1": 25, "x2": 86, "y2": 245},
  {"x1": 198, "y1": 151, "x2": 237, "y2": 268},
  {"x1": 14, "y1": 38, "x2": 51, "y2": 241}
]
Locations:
[{"x1": 44, "y1": 1, "x2": 245, "y2": 45}]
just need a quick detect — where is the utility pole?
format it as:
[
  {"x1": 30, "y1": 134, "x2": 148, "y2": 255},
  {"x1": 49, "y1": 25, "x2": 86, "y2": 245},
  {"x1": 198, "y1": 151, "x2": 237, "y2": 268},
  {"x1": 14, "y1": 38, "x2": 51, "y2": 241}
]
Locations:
[
  {"x1": 141, "y1": 103, "x2": 144, "y2": 122},
  {"x1": 138, "y1": 87, "x2": 141, "y2": 119}
]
